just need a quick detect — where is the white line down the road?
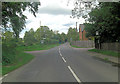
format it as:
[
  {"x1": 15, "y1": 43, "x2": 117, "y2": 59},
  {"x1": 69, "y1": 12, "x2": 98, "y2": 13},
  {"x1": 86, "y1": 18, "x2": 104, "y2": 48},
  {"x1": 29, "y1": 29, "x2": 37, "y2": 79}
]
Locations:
[
  {"x1": 60, "y1": 53, "x2": 62, "y2": 56},
  {"x1": 62, "y1": 57, "x2": 66, "y2": 63},
  {"x1": 67, "y1": 66, "x2": 81, "y2": 83},
  {"x1": 59, "y1": 48, "x2": 61, "y2": 53},
  {"x1": 59, "y1": 48, "x2": 62, "y2": 57}
]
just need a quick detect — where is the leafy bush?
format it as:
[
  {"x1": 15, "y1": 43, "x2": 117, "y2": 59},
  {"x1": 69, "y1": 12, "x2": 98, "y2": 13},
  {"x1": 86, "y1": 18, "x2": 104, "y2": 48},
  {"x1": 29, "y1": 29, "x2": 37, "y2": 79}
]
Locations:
[{"x1": 2, "y1": 39, "x2": 17, "y2": 65}]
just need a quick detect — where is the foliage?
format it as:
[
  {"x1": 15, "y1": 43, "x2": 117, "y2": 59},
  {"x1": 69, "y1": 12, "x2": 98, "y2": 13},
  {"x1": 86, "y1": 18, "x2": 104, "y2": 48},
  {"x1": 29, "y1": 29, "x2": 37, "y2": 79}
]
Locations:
[
  {"x1": 2, "y1": 31, "x2": 16, "y2": 65},
  {"x1": 2, "y1": 51, "x2": 34, "y2": 75},
  {"x1": 70, "y1": 0, "x2": 99, "y2": 19},
  {"x1": 2, "y1": 2, "x2": 40, "y2": 38},
  {"x1": 2, "y1": 31, "x2": 23, "y2": 65},
  {"x1": 67, "y1": 27, "x2": 79, "y2": 41},
  {"x1": 24, "y1": 26, "x2": 63, "y2": 45},
  {"x1": 34, "y1": 26, "x2": 53, "y2": 43},
  {"x1": 24, "y1": 28, "x2": 36, "y2": 46},
  {"x1": 2, "y1": 39, "x2": 17, "y2": 65},
  {"x1": 84, "y1": 2, "x2": 120, "y2": 43},
  {"x1": 3, "y1": 43, "x2": 60, "y2": 75},
  {"x1": 16, "y1": 44, "x2": 60, "y2": 51}
]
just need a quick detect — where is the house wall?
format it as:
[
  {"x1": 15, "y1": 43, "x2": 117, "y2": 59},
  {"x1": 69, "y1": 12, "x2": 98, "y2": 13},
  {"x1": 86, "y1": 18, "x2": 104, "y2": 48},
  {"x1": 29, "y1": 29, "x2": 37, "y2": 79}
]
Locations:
[
  {"x1": 79, "y1": 24, "x2": 88, "y2": 40},
  {"x1": 83, "y1": 30, "x2": 88, "y2": 40},
  {"x1": 79, "y1": 28, "x2": 82, "y2": 40}
]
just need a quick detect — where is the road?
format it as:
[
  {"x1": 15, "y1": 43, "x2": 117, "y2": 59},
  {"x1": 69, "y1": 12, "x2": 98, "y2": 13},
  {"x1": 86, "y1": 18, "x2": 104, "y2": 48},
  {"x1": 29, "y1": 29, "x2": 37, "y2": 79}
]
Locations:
[{"x1": 2, "y1": 43, "x2": 118, "y2": 83}]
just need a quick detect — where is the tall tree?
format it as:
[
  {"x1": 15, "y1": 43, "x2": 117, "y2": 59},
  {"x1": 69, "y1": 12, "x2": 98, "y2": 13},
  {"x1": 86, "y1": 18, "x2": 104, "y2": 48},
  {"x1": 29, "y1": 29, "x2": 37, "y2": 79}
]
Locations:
[
  {"x1": 67, "y1": 27, "x2": 79, "y2": 41},
  {"x1": 2, "y1": 2, "x2": 40, "y2": 38},
  {"x1": 24, "y1": 28, "x2": 36, "y2": 45},
  {"x1": 85, "y1": 2, "x2": 120, "y2": 42}
]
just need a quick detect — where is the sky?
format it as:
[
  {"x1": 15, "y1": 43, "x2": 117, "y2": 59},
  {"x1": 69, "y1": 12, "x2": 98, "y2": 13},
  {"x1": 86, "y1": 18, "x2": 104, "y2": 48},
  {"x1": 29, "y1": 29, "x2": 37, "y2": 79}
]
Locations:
[{"x1": 20, "y1": 0, "x2": 85, "y2": 38}]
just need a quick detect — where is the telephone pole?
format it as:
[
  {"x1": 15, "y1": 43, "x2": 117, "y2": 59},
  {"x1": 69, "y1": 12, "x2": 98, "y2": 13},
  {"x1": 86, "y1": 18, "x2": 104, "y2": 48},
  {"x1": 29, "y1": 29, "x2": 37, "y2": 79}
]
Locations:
[
  {"x1": 76, "y1": 22, "x2": 77, "y2": 32},
  {"x1": 40, "y1": 21, "x2": 41, "y2": 27}
]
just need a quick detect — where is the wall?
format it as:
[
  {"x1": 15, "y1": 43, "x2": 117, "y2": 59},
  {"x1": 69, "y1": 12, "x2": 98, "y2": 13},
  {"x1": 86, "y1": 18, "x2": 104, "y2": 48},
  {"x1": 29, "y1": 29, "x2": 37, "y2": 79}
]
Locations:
[
  {"x1": 71, "y1": 40, "x2": 95, "y2": 48},
  {"x1": 82, "y1": 30, "x2": 88, "y2": 40},
  {"x1": 101, "y1": 43, "x2": 120, "y2": 52}
]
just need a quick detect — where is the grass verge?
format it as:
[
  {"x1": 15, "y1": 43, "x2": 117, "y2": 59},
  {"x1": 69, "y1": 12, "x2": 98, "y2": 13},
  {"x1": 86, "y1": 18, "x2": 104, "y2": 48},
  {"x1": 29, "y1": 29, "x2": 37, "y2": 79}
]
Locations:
[
  {"x1": 70, "y1": 44, "x2": 90, "y2": 48},
  {"x1": 2, "y1": 44, "x2": 60, "y2": 75},
  {"x1": 16, "y1": 44, "x2": 60, "y2": 51},
  {"x1": 88, "y1": 49, "x2": 120, "y2": 57},
  {"x1": 2, "y1": 51, "x2": 34, "y2": 75}
]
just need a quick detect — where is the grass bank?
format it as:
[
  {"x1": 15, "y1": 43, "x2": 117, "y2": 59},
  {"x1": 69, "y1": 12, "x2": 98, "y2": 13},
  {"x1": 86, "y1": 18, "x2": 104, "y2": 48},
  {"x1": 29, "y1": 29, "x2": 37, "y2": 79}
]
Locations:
[
  {"x1": 88, "y1": 49, "x2": 120, "y2": 57},
  {"x1": 2, "y1": 44, "x2": 60, "y2": 75},
  {"x1": 71, "y1": 45, "x2": 89, "y2": 48},
  {"x1": 16, "y1": 44, "x2": 60, "y2": 51},
  {"x1": 2, "y1": 52, "x2": 34, "y2": 75}
]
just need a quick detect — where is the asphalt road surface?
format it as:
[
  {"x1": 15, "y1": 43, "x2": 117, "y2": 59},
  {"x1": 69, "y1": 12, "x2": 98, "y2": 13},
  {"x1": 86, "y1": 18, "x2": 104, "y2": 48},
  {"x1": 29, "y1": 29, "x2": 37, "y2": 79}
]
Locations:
[{"x1": 2, "y1": 43, "x2": 118, "y2": 82}]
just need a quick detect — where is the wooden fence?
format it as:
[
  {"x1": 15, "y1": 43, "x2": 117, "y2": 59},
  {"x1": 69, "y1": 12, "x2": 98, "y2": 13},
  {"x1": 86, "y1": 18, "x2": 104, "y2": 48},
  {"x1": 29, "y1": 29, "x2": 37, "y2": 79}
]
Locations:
[
  {"x1": 71, "y1": 40, "x2": 95, "y2": 48},
  {"x1": 101, "y1": 43, "x2": 120, "y2": 52}
]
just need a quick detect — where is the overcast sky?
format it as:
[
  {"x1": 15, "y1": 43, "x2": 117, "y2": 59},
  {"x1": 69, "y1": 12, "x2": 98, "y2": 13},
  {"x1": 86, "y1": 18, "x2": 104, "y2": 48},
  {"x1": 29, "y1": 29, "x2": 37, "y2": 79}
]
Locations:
[{"x1": 20, "y1": 0, "x2": 85, "y2": 38}]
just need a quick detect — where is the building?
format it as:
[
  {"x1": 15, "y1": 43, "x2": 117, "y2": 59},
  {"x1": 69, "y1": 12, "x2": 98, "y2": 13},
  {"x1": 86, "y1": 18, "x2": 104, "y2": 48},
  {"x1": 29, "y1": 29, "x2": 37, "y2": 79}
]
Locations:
[{"x1": 79, "y1": 24, "x2": 88, "y2": 40}]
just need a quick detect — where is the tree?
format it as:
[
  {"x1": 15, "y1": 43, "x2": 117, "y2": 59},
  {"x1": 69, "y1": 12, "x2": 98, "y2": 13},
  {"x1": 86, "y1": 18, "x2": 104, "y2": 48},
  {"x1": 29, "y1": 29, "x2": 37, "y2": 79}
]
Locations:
[
  {"x1": 85, "y1": 2, "x2": 120, "y2": 43},
  {"x1": 2, "y1": 2, "x2": 40, "y2": 38},
  {"x1": 70, "y1": 0, "x2": 99, "y2": 19},
  {"x1": 60, "y1": 32, "x2": 67, "y2": 43},
  {"x1": 67, "y1": 27, "x2": 79, "y2": 41},
  {"x1": 3, "y1": 31, "x2": 14, "y2": 41},
  {"x1": 2, "y1": 31, "x2": 17, "y2": 65},
  {"x1": 24, "y1": 28, "x2": 36, "y2": 45},
  {"x1": 34, "y1": 26, "x2": 59, "y2": 44}
]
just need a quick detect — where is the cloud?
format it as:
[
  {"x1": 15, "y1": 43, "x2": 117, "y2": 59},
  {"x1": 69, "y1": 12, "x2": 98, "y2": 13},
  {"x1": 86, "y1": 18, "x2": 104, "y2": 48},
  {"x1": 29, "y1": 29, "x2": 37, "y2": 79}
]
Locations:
[
  {"x1": 63, "y1": 22, "x2": 74, "y2": 26},
  {"x1": 38, "y1": 3, "x2": 71, "y2": 15},
  {"x1": 19, "y1": 0, "x2": 85, "y2": 38}
]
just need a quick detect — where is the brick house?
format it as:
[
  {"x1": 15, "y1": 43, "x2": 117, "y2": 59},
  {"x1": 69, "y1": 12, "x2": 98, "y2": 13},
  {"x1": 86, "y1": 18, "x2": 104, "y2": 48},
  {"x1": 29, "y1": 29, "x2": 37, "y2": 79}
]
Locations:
[{"x1": 79, "y1": 24, "x2": 88, "y2": 40}]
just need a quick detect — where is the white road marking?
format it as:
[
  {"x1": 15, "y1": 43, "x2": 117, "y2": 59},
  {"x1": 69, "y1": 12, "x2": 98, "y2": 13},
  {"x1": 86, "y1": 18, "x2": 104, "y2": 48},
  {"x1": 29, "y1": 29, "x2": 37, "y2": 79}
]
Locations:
[
  {"x1": 0, "y1": 74, "x2": 8, "y2": 81},
  {"x1": 60, "y1": 53, "x2": 62, "y2": 57},
  {"x1": 4, "y1": 74, "x2": 8, "y2": 77},
  {"x1": 62, "y1": 57, "x2": 66, "y2": 63},
  {"x1": 59, "y1": 48, "x2": 62, "y2": 57},
  {"x1": 0, "y1": 77, "x2": 2, "y2": 81},
  {"x1": 68, "y1": 66, "x2": 81, "y2": 83},
  {"x1": 59, "y1": 48, "x2": 61, "y2": 53}
]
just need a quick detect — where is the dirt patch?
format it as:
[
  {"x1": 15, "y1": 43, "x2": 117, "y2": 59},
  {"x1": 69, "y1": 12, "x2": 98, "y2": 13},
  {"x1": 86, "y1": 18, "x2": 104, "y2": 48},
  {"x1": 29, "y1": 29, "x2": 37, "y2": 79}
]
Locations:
[{"x1": 25, "y1": 50, "x2": 48, "y2": 54}]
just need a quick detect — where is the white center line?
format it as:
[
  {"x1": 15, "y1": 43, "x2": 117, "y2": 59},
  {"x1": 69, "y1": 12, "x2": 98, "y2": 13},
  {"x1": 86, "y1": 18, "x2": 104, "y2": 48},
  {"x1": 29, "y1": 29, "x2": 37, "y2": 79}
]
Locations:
[
  {"x1": 62, "y1": 57, "x2": 66, "y2": 63},
  {"x1": 59, "y1": 48, "x2": 61, "y2": 53},
  {"x1": 59, "y1": 48, "x2": 62, "y2": 57},
  {"x1": 60, "y1": 53, "x2": 62, "y2": 57},
  {"x1": 68, "y1": 66, "x2": 81, "y2": 83}
]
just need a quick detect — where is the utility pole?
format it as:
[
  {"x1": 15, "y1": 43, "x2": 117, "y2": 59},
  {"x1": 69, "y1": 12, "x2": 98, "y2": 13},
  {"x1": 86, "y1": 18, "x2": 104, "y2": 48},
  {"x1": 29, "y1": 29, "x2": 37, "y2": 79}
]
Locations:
[
  {"x1": 40, "y1": 21, "x2": 41, "y2": 27},
  {"x1": 76, "y1": 22, "x2": 77, "y2": 32}
]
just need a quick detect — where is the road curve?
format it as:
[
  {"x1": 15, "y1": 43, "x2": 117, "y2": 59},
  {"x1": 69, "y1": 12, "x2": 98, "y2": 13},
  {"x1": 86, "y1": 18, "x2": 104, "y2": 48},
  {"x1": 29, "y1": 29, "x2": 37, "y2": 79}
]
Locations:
[{"x1": 2, "y1": 43, "x2": 118, "y2": 82}]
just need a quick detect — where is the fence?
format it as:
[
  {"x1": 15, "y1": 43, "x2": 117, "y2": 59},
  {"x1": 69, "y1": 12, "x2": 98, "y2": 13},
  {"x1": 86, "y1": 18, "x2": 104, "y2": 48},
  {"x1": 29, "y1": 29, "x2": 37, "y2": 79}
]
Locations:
[
  {"x1": 71, "y1": 40, "x2": 95, "y2": 48},
  {"x1": 101, "y1": 43, "x2": 120, "y2": 52}
]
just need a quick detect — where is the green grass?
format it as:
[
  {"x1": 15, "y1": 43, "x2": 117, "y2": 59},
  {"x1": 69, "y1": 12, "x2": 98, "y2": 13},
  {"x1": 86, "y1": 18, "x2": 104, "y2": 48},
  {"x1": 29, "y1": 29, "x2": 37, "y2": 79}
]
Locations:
[
  {"x1": 16, "y1": 44, "x2": 60, "y2": 51},
  {"x1": 88, "y1": 49, "x2": 120, "y2": 57},
  {"x1": 2, "y1": 43, "x2": 60, "y2": 75},
  {"x1": 2, "y1": 51, "x2": 34, "y2": 75},
  {"x1": 71, "y1": 44, "x2": 89, "y2": 48}
]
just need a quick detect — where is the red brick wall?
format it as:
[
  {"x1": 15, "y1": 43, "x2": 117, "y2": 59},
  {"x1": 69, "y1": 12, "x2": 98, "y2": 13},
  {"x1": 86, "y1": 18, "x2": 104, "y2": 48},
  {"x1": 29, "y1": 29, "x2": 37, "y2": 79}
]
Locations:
[
  {"x1": 79, "y1": 26, "x2": 88, "y2": 40},
  {"x1": 79, "y1": 28, "x2": 82, "y2": 40},
  {"x1": 83, "y1": 30, "x2": 88, "y2": 40}
]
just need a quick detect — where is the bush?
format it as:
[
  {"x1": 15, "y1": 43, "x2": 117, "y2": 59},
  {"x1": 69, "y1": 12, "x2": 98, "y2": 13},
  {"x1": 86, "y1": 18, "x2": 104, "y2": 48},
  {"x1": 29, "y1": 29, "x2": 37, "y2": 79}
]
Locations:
[{"x1": 2, "y1": 39, "x2": 17, "y2": 65}]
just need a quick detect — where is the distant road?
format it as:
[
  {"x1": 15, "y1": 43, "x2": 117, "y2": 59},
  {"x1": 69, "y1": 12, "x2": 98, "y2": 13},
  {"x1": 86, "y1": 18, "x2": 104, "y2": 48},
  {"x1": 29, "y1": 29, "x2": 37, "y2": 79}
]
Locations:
[{"x1": 3, "y1": 43, "x2": 118, "y2": 82}]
